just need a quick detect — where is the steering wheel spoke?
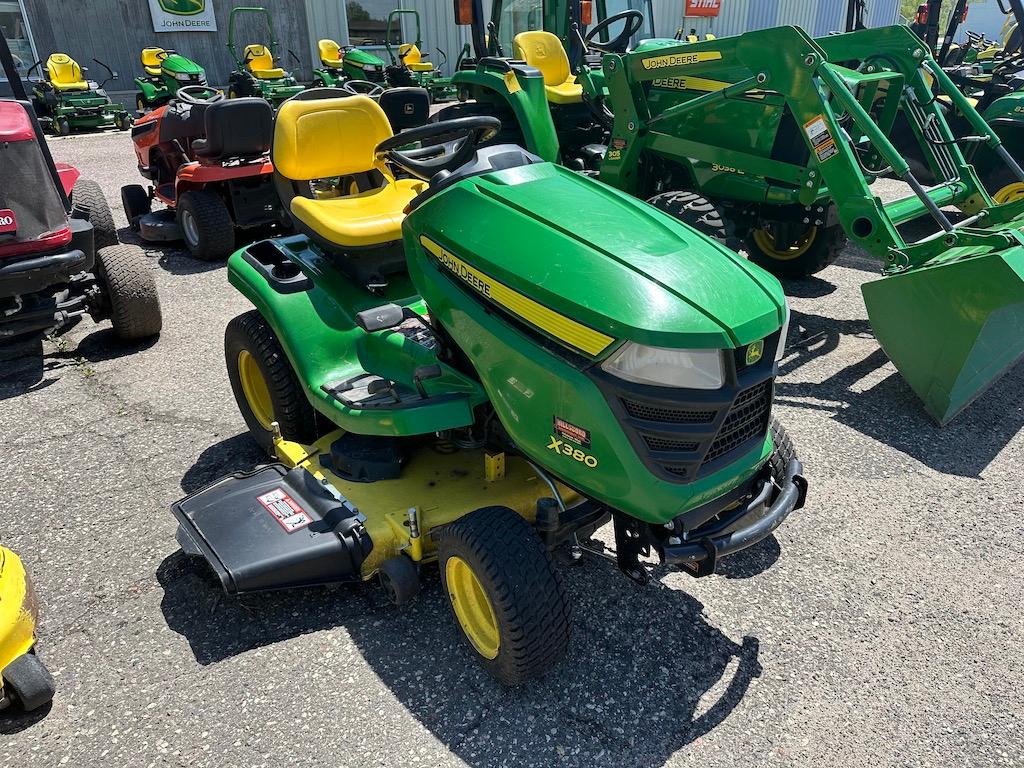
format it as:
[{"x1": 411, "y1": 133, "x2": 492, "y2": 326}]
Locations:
[{"x1": 374, "y1": 117, "x2": 501, "y2": 181}]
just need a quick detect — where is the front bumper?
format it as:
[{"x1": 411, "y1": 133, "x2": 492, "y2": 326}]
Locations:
[{"x1": 664, "y1": 457, "x2": 807, "y2": 577}]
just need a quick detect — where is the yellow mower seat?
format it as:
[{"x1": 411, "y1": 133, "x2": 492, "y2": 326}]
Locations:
[
  {"x1": 141, "y1": 47, "x2": 165, "y2": 76},
  {"x1": 273, "y1": 95, "x2": 425, "y2": 248},
  {"x1": 46, "y1": 54, "x2": 88, "y2": 92},
  {"x1": 512, "y1": 31, "x2": 582, "y2": 104},
  {"x1": 399, "y1": 44, "x2": 433, "y2": 72},
  {"x1": 244, "y1": 45, "x2": 285, "y2": 79},
  {"x1": 318, "y1": 39, "x2": 343, "y2": 68}
]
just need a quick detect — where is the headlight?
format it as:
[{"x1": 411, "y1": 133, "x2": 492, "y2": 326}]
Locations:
[
  {"x1": 175, "y1": 72, "x2": 194, "y2": 81},
  {"x1": 363, "y1": 64, "x2": 378, "y2": 72},
  {"x1": 602, "y1": 343, "x2": 724, "y2": 389},
  {"x1": 775, "y1": 303, "x2": 791, "y2": 362}
]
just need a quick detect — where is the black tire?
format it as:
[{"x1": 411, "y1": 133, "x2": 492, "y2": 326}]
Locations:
[
  {"x1": 136, "y1": 94, "x2": 147, "y2": 113},
  {"x1": 53, "y1": 117, "x2": 70, "y2": 136},
  {"x1": 646, "y1": 191, "x2": 741, "y2": 252},
  {"x1": 744, "y1": 222, "x2": 846, "y2": 278},
  {"x1": 177, "y1": 190, "x2": 235, "y2": 261},
  {"x1": 379, "y1": 555, "x2": 421, "y2": 606},
  {"x1": 2, "y1": 653, "x2": 55, "y2": 712},
  {"x1": 114, "y1": 112, "x2": 132, "y2": 131},
  {"x1": 121, "y1": 184, "x2": 151, "y2": 231},
  {"x1": 982, "y1": 163, "x2": 1024, "y2": 203},
  {"x1": 71, "y1": 179, "x2": 118, "y2": 249},
  {"x1": 224, "y1": 310, "x2": 319, "y2": 455},
  {"x1": 95, "y1": 245, "x2": 163, "y2": 340},
  {"x1": 436, "y1": 506, "x2": 570, "y2": 686},
  {"x1": 767, "y1": 417, "x2": 797, "y2": 483}
]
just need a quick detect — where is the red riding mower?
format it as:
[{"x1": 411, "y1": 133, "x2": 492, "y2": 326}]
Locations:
[
  {"x1": 122, "y1": 87, "x2": 288, "y2": 261},
  {"x1": 0, "y1": 41, "x2": 161, "y2": 342}
]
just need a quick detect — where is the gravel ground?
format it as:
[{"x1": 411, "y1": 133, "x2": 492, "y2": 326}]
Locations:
[{"x1": 0, "y1": 130, "x2": 1021, "y2": 768}]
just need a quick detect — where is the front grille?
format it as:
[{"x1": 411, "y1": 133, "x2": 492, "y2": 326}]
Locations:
[
  {"x1": 701, "y1": 381, "x2": 772, "y2": 466},
  {"x1": 621, "y1": 399, "x2": 715, "y2": 424},
  {"x1": 642, "y1": 435, "x2": 700, "y2": 453}
]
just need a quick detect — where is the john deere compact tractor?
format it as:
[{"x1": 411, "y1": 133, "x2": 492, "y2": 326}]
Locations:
[
  {"x1": 169, "y1": 92, "x2": 805, "y2": 685},
  {"x1": 226, "y1": 6, "x2": 305, "y2": 107},
  {"x1": 28, "y1": 53, "x2": 131, "y2": 134},
  {"x1": 134, "y1": 46, "x2": 213, "y2": 112}
]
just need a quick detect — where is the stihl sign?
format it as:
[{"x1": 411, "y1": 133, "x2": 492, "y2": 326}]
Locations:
[{"x1": 685, "y1": 0, "x2": 721, "y2": 17}]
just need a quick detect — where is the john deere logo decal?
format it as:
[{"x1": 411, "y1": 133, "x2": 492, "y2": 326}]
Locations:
[
  {"x1": 745, "y1": 340, "x2": 764, "y2": 365},
  {"x1": 159, "y1": 0, "x2": 204, "y2": 14}
]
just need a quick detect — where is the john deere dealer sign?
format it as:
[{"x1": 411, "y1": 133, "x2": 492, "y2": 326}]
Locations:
[{"x1": 148, "y1": 0, "x2": 217, "y2": 32}]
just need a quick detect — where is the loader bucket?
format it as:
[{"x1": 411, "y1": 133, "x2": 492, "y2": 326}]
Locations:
[{"x1": 862, "y1": 246, "x2": 1024, "y2": 424}]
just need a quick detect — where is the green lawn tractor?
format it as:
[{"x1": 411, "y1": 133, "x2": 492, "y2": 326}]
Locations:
[
  {"x1": 448, "y1": 5, "x2": 1024, "y2": 424},
  {"x1": 312, "y1": 38, "x2": 387, "y2": 87},
  {"x1": 169, "y1": 92, "x2": 806, "y2": 685},
  {"x1": 383, "y1": 9, "x2": 461, "y2": 102},
  {"x1": 27, "y1": 53, "x2": 131, "y2": 135},
  {"x1": 226, "y1": 6, "x2": 305, "y2": 107},
  {"x1": 134, "y1": 46, "x2": 214, "y2": 113}
]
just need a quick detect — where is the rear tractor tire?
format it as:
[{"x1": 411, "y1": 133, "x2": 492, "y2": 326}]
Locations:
[
  {"x1": 646, "y1": 191, "x2": 741, "y2": 252},
  {"x1": 177, "y1": 190, "x2": 235, "y2": 261},
  {"x1": 744, "y1": 221, "x2": 846, "y2": 279},
  {"x1": 436, "y1": 506, "x2": 570, "y2": 686},
  {"x1": 70, "y1": 178, "x2": 118, "y2": 249},
  {"x1": 95, "y1": 244, "x2": 163, "y2": 340},
  {"x1": 224, "y1": 310, "x2": 319, "y2": 455}
]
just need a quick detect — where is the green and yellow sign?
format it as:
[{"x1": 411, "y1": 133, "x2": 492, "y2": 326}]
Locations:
[{"x1": 149, "y1": 0, "x2": 217, "y2": 31}]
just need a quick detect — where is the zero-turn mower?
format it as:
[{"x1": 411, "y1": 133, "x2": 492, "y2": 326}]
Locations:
[
  {"x1": 383, "y1": 8, "x2": 462, "y2": 102},
  {"x1": 134, "y1": 47, "x2": 214, "y2": 113},
  {"x1": 0, "y1": 547, "x2": 55, "y2": 713},
  {"x1": 0, "y1": 38, "x2": 162, "y2": 342},
  {"x1": 313, "y1": 38, "x2": 387, "y2": 88},
  {"x1": 122, "y1": 87, "x2": 288, "y2": 261},
  {"x1": 169, "y1": 92, "x2": 806, "y2": 685},
  {"x1": 27, "y1": 53, "x2": 132, "y2": 135},
  {"x1": 226, "y1": 6, "x2": 305, "y2": 108}
]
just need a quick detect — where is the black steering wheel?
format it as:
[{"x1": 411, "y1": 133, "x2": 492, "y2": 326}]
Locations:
[
  {"x1": 343, "y1": 79, "x2": 385, "y2": 97},
  {"x1": 584, "y1": 10, "x2": 645, "y2": 54},
  {"x1": 175, "y1": 85, "x2": 224, "y2": 105},
  {"x1": 375, "y1": 117, "x2": 501, "y2": 180}
]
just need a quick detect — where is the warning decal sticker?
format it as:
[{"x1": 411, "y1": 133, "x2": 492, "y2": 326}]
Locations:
[
  {"x1": 553, "y1": 416, "x2": 591, "y2": 448},
  {"x1": 803, "y1": 114, "x2": 838, "y2": 163},
  {"x1": 257, "y1": 488, "x2": 313, "y2": 533}
]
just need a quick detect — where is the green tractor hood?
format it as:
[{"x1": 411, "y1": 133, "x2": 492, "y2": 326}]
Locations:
[
  {"x1": 407, "y1": 163, "x2": 785, "y2": 354},
  {"x1": 160, "y1": 52, "x2": 205, "y2": 78},
  {"x1": 344, "y1": 47, "x2": 385, "y2": 67}
]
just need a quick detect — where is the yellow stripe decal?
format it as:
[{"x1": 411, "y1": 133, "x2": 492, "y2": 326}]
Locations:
[
  {"x1": 641, "y1": 51, "x2": 722, "y2": 71},
  {"x1": 420, "y1": 236, "x2": 614, "y2": 357}
]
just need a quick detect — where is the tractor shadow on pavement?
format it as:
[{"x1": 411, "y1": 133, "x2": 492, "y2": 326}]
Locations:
[
  {"x1": 0, "y1": 701, "x2": 53, "y2": 735},
  {"x1": 158, "y1": 537, "x2": 762, "y2": 768},
  {"x1": 0, "y1": 337, "x2": 57, "y2": 401},
  {"x1": 776, "y1": 309, "x2": 1024, "y2": 476}
]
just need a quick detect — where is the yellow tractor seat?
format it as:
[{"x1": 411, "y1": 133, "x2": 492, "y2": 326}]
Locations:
[
  {"x1": 273, "y1": 95, "x2": 425, "y2": 249},
  {"x1": 46, "y1": 54, "x2": 89, "y2": 92},
  {"x1": 318, "y1": 39, "x2": 343, "y2": 68},
  {"x1": 244, "y1": 45, "x2": 285, "y2": 79},
  {"x1": 399, "y1": 44, "x2": 433, "y2": 72},
  {"x1": 512, "y1": 31, "x2": 583, "y2": 105},
  {"x1": 141, "y1": 47, "x2": 166, "y2": 76}
]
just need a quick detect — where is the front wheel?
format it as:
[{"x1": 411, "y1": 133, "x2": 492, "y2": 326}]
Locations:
[
  {"x1": 767, "y1": 417, "x2": 797, "y2": 483},
  {"x1": 224, "y1": 310, "x2": 319, "y2": 455},
  {"x1": 70, "y1": 179, "x2": 118, "y2": 249},
  {"x1": 53, "y1": 117, "x2": 70, "y2": 136},
  {"x1": 436, "y1": 506, "x2": 570, "y2": 686},
  {"x1": 121, "y1": 184, "x2": 151, "y2": 230},
  {"x1": 95, "y1": 244, "x2": 163, "y2": 340},
  {"x1": 744, "y1": 222, "x2": 846, "y2": 278},
  {"x1": 983, "y1": 165, "x2": 1024, "y2": 204},
  {"x1": 114, "y1": 112, "x2": 132, "y2": 131},
  {"x1": 177, "y1": 190, "x2": 235, "y2": 261}
]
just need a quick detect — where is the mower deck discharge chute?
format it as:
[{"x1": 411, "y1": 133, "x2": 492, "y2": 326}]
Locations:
[{"x1": 171, "y1": 93, "x2": 806, "y2": 683}]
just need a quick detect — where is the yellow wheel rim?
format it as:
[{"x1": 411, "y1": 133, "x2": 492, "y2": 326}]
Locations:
[
  {"x1": 445, "y1": 556, "x2": 500, "y2": 660},
  {"x1": 993, "y1": 182, "x2": 1024, "y2": 204},
  {"x1": 237, "y1": 350, "x2": 274, "y2": 430},
  {"x1": 751, "y1": 225, "x2": 817, "y2": 261}
]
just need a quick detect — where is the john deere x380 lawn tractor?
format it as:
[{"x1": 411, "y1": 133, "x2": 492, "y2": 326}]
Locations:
[{"x1": 170, "y1": 93, "x2": 806, "y2": 684}]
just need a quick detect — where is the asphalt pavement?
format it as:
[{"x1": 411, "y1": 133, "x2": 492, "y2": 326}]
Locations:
[{"x1": 0, "y1": 129, "x2": 1021, "y2": 768}]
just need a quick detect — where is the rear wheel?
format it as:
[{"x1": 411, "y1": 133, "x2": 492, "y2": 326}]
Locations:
[
  {"x1": 177, "y1": 190, "x2": 235, "y2": 261},
  {"x1": 121, "y1": 184, "x2": 151, "y2": 231},
  {"x1": 647, "y1": 191, "x2": 740, "y2": 252},
  {"x1": 745, "y1": 222, "x2": 846, "y2": 278},
  {"x1": 71, "y1": 179, "x2": 118, "y2": 249},
  {"x1": 114, "y1": 112, "x2": 132, "y2": 131},
  {"x1": 224, "y1": 310, "x2": 319, "y2": 455},
  {"x1": 436, "y1": 506, "x2": 570, "y2": 686},
  {"x1": 95, "y1": 244, "x2": 162, "y2": 340}
]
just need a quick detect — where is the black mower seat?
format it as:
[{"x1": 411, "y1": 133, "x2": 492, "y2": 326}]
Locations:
[
  {"x1": 192, "y1": 98, "x2": 273, "y2": 161},
  {"x1": 378, "y1": 87, "x2": 430, "y2": 132}
]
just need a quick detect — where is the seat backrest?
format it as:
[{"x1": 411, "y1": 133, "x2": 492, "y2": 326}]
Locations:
[
  {"x1": 512, "y1": 31, "x2": 571, "y2": 87},
  {"x1": 378, "y1": 86, "x2": 429, "y2": 131},
  {"x1": 46, "y1": 53, "x2": 84, "y2": 86},
  {"x1": 318, "y1": 39, "x2": 341, "y2": 65},
  {"x1": 202, "y1": 98, "x2": 273, "y2": 159},
  {"x1": 273, "y1": 95, "x2": 393, "y2": 181},
  {"x1": 244, "y1": 44, "x2": 274, "y2": 72},
  {"x1": 141, "y1": 47, "x2": 166, "y2": 73},
  {"x1": 399, "y1": 43, "x2": 422, "y2": 65}
]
